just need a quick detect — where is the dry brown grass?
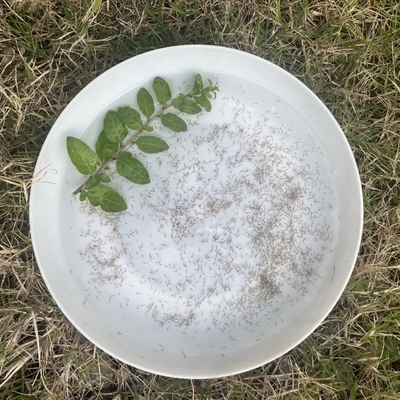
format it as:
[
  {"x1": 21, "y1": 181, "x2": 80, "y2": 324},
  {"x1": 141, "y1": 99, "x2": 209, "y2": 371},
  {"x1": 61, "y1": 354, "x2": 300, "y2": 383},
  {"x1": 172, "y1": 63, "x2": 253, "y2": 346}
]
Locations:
[{"x1": 1, "y1": 0, "x2": 399, "y2": 398}]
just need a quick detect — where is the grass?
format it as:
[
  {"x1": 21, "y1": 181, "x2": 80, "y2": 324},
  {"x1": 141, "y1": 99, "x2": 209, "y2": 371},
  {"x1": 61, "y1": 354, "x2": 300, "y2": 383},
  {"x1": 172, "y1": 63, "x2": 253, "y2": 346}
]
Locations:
[{"x1": 1, "y1": 0, "x2": 399, "y2": 398}]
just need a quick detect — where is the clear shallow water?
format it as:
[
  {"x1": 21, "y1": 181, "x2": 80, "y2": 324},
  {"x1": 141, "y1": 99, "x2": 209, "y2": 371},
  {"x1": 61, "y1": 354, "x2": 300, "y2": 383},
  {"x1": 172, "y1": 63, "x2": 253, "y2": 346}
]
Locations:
[{"x1": 60, "y1": 74, "x2": 338, "y2": 357}]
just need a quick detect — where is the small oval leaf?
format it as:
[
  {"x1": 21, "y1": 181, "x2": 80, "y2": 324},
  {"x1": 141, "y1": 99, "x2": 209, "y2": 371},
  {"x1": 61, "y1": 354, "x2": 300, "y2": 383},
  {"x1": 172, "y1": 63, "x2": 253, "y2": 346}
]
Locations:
[
  {"x1": 136, "y1": 136, "x2": 169, "y2": 154},
  {"x1": 161, "y1": 113, "x2": 187, "y2": 132},
  {"x1": 153, "y1": 77, "x2": 171, "y2": 106},
  {"x1": 86, "y1": 185, "x2": 127, "y2": 212},
  {"x1": 192, "y1": 74, "x2": 203, "y2": 94},
  {"x1": 116, "y1": 152, "x2": 150, "y2": 184},
  {"x1": 137, "y1": 87, "x2": 155, "y2": 119},
  {"x1": 117, "y1": 106, "x2": 143, "y2": 130},
  {"x1": 104, "y1": 111, "x2": 128, "y2": 143},
  {"x1": 194, "y1": 95, "x2": 212, "y2": 112},
  {"x1": 97, "y1": 173, "x2": 111, "y2": 183},
  {"x1": 85, "y1": 176, "x2": 101, "y2": 190},
  {"x1": 66, "y1": 136, "x2": 100, "y2": 175},
  {"x1": 143, "y1": 125, "x2": 154, "y2": 132},
  {"x1": 79, "y1": 190, "x2": 87, "y2": 201},
  {"x1": 95, "y1": 130, "x2": 119, "y2": 162},
  {"x1": 171, "y1": 94, "x2": 202, "y2": 114}
]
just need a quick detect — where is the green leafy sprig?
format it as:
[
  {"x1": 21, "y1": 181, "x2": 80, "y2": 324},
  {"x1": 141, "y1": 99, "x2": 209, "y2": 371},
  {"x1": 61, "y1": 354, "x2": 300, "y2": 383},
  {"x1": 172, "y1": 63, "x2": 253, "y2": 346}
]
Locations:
[{"x1": 66, "y1": 74, "x2": 219, "y2": 212}]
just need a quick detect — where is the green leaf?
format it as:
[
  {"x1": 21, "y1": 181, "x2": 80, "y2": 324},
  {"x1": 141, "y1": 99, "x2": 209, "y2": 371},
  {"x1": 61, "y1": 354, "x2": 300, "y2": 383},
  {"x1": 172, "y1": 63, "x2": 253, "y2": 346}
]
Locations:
[
  {"x1": 136, "y1": 136, "x2": 169, "y2": 154},
  {"x1": 206, "y1": 80, "x2": 219, "y2": 98},
  {"x1": 194, "y1": 95, "x2": 212, "y2": 112},
  {"x1": 79, "y1": 190, "x2": 87, "y2": 201},
  {"x1": 161, "y1": 113, "x2": 188, "y2": 132},
  {"x1": 172, "y1": 94, "x2": 202, "y2": 114},
  {"x1": 84, "y1": 173, "x2": 111, "y2": 191},
  {"x1": 95, "y1": 130, "x2": 119, "y2": 162},
  {"x1": 66, "y1": 136, "x2": 101, "y2": 175},
  {"x1": 97, "y1": 173, "x2": 111, "y2": 182},
  {"x1": 85, "y1": 176, "x2": 101, "y2": 190},
  {"x1": 192, "y1": 74, "x2": 203, "y2": 94},
  {"x1": 137, "y1": 87, "x2": 155, "y2": 118},
  {"x1": 153, "y1": 77, "x2": 171, "y2": 106},
  {"x1": 143, "y1": 125, "x2": 153, "y2": 132},
  {"x1": 116, "y1": 152, "x2": 150, "y2": 184},
  {"x1": 86, "y1": 185, "x2": 127, "y2": 212},
  {"x1": 117, "y1": 106, "x2": 143, "y2": 130},
  {"x1": 104, "y1": 111, "x2": 128, "y2": 143}
]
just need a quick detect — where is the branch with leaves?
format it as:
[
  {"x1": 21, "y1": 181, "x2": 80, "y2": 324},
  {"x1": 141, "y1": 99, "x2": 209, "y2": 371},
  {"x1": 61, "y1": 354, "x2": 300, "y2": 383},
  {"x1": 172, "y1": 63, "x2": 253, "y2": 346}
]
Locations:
[{"x1": 66, "y1": 74, "x2": 219, "y2": 212}]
